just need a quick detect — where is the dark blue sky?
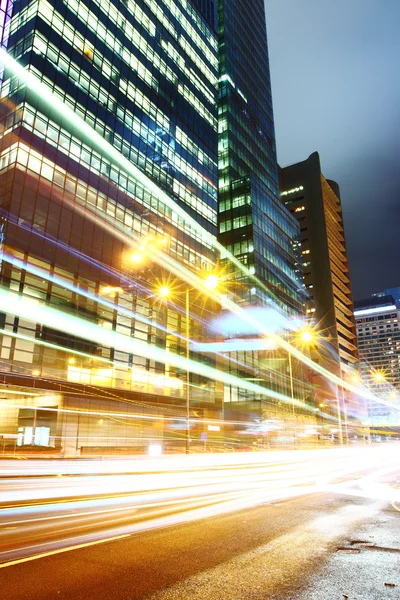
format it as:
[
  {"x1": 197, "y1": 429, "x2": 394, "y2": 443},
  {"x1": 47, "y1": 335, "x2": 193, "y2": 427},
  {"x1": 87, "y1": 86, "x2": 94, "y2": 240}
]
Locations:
[{"x1": 265, "y1": 0, "x2": 400, "y2": 299}]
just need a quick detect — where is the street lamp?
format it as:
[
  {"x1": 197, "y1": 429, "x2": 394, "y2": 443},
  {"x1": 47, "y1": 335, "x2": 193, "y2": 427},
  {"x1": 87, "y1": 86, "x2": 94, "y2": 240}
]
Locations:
[
  {"x1": 158, "y1": 285, "x2": 171, "y2": 298},
  {"x1": 295, "y1": 326, "x2": 345, "y2": 446},
  {"x1": 204, "y1": 275, "x2": 219, "y2": 291},
  {"x1": 287, "y1": 327, "x2": 317, "y2": 448},
  {"x1": 300, "y1": 329, "x2": 314, "y2": 344},
  {"x1": 372, "y1": 371, "x2": 385, "y2": 383},
  {"x1": 157, "y1": 274, "x2": 219, "y2": 453},
  {"x1": 130, "y1": 252, "x2": 144, "y2": 265}
]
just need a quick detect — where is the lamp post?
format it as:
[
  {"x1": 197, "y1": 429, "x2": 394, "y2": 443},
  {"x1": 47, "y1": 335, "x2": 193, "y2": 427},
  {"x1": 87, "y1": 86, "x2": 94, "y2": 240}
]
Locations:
[
  {"x1": 290, "y1": 328, "x2": 316, "y2": 446},
  {"x1": 293, "y1": 327, "x2": 345, "y2": 446},
  {"x1": 185, "y1": 287, "x2": 190, "y2": 454},
  {"x1": 286, "y1": 328, "x2": 315, "y2": 448},
  {"x1": 287, "y1": 350, "x2": 297, "y2": 448},
  {"x1": 157, "y1": 274, "x2": 219, "y2": 454},
  {"x1": 335, "y1": 384, "x2": 344, "y2": 446}
]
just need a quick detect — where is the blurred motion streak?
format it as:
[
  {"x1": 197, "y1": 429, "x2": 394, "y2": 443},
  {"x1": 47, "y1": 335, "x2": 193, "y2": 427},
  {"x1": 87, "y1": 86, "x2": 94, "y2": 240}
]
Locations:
[
  {"x1": 0, "y1": 49, "x2": 393, "y2": 413},
  {"x1": 0, "y1": 445, "x2": 399, "y2": 565}
]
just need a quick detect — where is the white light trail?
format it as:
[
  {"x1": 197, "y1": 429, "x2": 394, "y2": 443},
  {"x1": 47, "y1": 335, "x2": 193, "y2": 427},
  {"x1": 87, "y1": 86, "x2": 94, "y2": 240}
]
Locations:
[
  {"x1": 0, "y1": 50, "x2": 394, "y2": 412},
  {"x1": 0, "y1": 287, "x2": 316, "y2": 410},
  {"x1": 0, "y1": 446, "x2": 398, "y2": 566}
]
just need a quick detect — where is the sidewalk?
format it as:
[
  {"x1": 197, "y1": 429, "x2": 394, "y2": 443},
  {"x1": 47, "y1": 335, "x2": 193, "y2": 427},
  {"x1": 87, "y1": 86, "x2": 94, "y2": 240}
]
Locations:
[{"x1": 296, "y1": 500, "x2": 400, "y2": 600}]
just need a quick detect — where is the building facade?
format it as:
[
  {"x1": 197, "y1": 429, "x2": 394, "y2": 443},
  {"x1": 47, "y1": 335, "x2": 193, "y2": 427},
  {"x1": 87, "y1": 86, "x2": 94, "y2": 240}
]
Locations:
[
  {"x1": 216, "y1": 0, "x2": 311, "y2": 426},
  {"x1": 0, "y1": 0, "x2": 222, "y2": 452},
  {"x1": 279, "y1": 152, "x2": 362, "y2": 422},
  {"x1": 372, "y1": 287, "x2": 400, "y2": 309},
  {"x1": 354, "y1": 295, "x2": 400, "y2": 420}
]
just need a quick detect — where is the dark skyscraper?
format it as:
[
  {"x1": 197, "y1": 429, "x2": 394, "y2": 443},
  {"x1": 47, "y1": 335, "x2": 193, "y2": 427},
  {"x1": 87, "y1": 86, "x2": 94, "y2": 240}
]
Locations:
[
  {"x1": 218, "y1": 0, "x2": 303, "y2": 313},
  {"x1": 280, "y1": 152, "x2": 364, "y2": 422},
  {"x1": 217, "y1": 0, "x2": 309, "y2": 414}
]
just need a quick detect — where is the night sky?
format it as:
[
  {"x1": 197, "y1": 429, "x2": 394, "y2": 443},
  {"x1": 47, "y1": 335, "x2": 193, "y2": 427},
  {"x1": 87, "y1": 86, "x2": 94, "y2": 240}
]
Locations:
[{"x1": 264, "y1": 0, "x2": 400, "y2": 300}]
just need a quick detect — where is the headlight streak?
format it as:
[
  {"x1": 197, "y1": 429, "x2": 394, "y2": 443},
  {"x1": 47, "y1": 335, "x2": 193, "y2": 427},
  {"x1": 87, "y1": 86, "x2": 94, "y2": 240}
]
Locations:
[
  {"x1": 1, "y1": 250, "x2": 282, "y2": 390},
  {"x1": 0, "y1": 270, "x2": 284, "y2": 403},
  {"x1": 0, "y1": 287, "x2": 315, "y2": 410},
  {"x1": 0, "y1": 401, "x2": 250, "y2": 428},
  {"x1": 64, "y1": 186, "x2": 399, "y2": 410},
  {"x1": 0, "y1": 50, "x2": 280, "y2": 306},
  {"x1": 0, "y1": 446, "x2": 398, "y2": 565},
  {"x1": 2, "y1": 249, "x2": 169, "y2": 335},
  {"x1": 0, "y1": 50, "x2": 392, "y2": 414}
]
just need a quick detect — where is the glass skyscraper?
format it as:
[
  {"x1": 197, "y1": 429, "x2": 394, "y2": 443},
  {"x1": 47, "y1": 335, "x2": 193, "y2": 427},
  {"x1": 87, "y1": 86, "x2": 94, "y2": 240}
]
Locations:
[
  {"x1": 0, "y1": 0, "x2": 221, "y2": 452},
  {"x1": 218, "y1": 0, "x2": 303, "y2": 312},
  {"x1": 217, "y1": 0, "x2": 309, "y2": 417}
]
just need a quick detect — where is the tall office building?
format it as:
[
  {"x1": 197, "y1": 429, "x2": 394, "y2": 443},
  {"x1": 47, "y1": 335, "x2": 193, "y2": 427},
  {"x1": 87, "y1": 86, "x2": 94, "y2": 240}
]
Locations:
[
  {"x1": 279, "y1": 152, "x2": 362, "y2": 421},
  {"x1": 217, "y1": 0, "x2": 310, "y2": 422},
  {"x1": 354, "y1": 295, "x2": 400, "y2": 421},
  {"x1": 0, "y1": 0, "x2": 221, "y2": 452}
]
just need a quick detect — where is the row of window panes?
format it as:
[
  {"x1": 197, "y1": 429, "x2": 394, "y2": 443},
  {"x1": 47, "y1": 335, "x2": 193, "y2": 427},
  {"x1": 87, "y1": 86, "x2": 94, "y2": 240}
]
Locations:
[
  {"x1": 0, "y1": 141, "x2": 216, "y2": 275},
  {"x1": 66, "y1": 0, "x2": 217, "y2": 98},
  {"x1": 142, "y1": 0, "x2": 218, "y2": 66},
  {"x1": 15, "y1": 68, "x2": 217, "y2": 229},
  {"x1": 219, "y1": 194, "x2": 251, "y2": 212},
  {"x1": 219, "y1": 214, "x2": 252, "y2": 233},
  {"x1": 30, "y1": 32, "x2": 217, "y2": 209}
]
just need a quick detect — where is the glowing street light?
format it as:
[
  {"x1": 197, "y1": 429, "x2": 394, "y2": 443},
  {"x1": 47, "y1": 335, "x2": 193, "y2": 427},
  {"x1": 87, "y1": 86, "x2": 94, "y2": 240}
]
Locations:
[
  {"x1": 129, "y1": 235, "x2": 169, "y2": 268},
  {"x1": 300, "y1": 329, "x2": 314, "y2": 344},
  {"x1": 372, "y1": 371, "x2": 385, "y2": 383},
  {"x1": 204, "y1": 275, "x2": 219, "y2": 290},
  {"x1": 130, "y1": 252, "x2": 144, "y2": 264},
  {"x1": 156, "y1": 275, "x2": 219, "y2": 454},
  {"x1": 159, "y1": 286, "x2": 171, "y2": 298}
]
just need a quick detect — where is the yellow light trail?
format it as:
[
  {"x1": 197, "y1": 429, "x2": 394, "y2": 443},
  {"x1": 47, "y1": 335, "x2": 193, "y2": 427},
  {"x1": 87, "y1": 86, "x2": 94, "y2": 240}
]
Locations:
[
  {"x1": 0, "y1": 401, "x2": 249, "y2": 428},
  {"x1": 0, "y1": 50, "x2": 394, "y2": 413},
  {"x1": 0, "y1": 287, "x2": 316, "y2": 411}
]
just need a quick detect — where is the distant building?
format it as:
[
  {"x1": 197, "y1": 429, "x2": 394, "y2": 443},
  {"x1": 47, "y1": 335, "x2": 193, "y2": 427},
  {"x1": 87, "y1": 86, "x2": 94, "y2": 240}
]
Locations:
[
  {"x1": 354, "y1": 295, "x2": 400, "y2": 419},
  {"x1": 279, "y1": 152, "x2": 361, "y2": 421},
  {"x1": 372, "y1": 287, "x2": 400, "y2": 309}
]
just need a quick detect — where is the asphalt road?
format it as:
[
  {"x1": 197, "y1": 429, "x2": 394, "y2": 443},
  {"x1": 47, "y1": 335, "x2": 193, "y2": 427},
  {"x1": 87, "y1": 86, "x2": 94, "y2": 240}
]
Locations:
[
  {"x1": 1, "y1": 489, "x2": 399, "y2": 600},
  {"x1": 1, "y1": 448, "x2": 399, "y2": 599}
]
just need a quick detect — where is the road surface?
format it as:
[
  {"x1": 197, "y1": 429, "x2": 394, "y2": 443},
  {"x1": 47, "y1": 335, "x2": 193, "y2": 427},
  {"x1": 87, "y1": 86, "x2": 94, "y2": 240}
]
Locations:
[{"x1": 0, "y1": 447, "x2": 399, "y2": 599}]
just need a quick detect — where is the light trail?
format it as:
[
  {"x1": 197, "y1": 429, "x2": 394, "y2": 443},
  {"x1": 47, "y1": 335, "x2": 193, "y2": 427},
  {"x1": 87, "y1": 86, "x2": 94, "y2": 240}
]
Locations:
[
  {"x1": 2, "y1": 249, "x2": 168, "y2": 334},
  {"x1": 1, "y1": 245, "x2": 302, "y2": 396},
  {"x1": 0, "y1": 49, "x2": 281, "y2": 309},
  {"x1": 0, "y1": 401, "x2": 249, "y2": 428},
  {"x1": 0, "y1": 50, "x2": 394, "y2": 414},
  {"x1": 0, "y1": 287, "x2": 317, "y2": 411},
  {"x1": 0, "y1": 446, "x2": 398, "y2": 565}
]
